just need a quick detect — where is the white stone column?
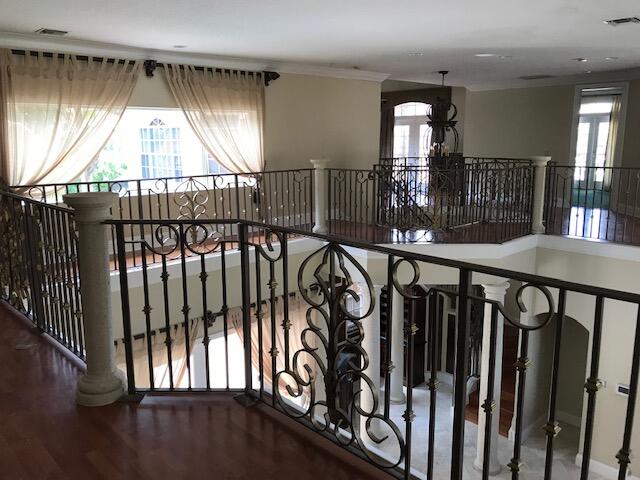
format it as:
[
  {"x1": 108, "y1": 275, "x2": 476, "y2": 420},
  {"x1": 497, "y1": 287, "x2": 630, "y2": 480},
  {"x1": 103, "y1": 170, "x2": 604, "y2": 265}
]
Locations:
[
  {"x1": 362, "y1": 284, "x2": 383, "y2": 438},
  {"x1": 530, "y1": 156, "x2": 552, "y2": 234},
  {"x1": 310, "y1": 158, "x2": 330, "y2": 233},
  {"x1": 474, "y1": 281, "x2": 510, "y2": 475},
  {"x1": 64, "y1": 192, "x2": 124, "y2": 407},
  {"x1": 389, "y1": 287, "x2": 406, "y2": 404}
]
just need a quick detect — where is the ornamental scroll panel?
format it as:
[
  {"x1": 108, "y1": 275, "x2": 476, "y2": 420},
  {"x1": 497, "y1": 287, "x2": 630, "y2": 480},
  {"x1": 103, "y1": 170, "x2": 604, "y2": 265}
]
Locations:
[{"x1": 272, "y1": 242, "x2": 405, "y2": 469}]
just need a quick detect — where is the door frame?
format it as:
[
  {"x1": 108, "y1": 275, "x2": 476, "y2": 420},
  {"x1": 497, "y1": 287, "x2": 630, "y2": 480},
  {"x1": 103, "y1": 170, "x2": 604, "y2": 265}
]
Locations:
[{"x1": 568, "y1": 82, "x2": 629, "y2": 171}]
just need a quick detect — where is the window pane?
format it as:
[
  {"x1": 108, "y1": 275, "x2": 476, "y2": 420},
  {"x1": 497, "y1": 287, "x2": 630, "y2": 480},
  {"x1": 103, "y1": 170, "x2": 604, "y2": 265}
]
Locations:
[
  {"x1": 579, "y1": 102, "x2": 613, "y2": 115},
  {"x1": 574, "y1": 122, "x2": 590, "y2": 181},
  {"x1": 394, "y1": 102, "x2": 430, "y2": 117},
  {"x1": 393, "y1": 125, "x2": 410, "y2": 157}
]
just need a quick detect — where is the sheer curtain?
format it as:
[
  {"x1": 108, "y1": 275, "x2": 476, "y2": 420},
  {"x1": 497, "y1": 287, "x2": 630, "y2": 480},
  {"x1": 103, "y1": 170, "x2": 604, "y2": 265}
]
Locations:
[
  {"x1": 164, "y1": 65, "x2": 265, "y2": 173},
  {"x1": 0, "y1": 49, "x2": 141, "y2": 186},
  {"x1": 604, "y1": 94, "x2": 622, "y2": 189}
]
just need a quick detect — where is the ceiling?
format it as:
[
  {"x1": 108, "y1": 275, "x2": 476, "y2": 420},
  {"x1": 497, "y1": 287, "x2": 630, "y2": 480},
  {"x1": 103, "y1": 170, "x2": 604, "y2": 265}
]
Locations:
[{"x1": 1, "y1": 0, "x2": 640, "y2": 89}]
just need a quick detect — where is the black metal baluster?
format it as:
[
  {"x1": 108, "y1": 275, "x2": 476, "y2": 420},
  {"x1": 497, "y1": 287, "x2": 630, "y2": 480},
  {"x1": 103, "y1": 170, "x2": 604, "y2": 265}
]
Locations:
[
  {"x1": 115, "y1": 224, "x2": 136, "y2": 395},
  {"x1": 254, "y1": 248, "x2": 264, "y2": 399},
  {"x1": 281, "y1": 234, "x2": 290, "y2": 370},
  {"x1": 199, "y1": 247, "x2": 211, "y2": 390},
  {"x1": 178, "y1": 224, "x2": 192, "y2": 390},
  {"x1": 403, "y1": 294, "x2": 417, "y2": 479},
  {"x1": 543, "y1": 289, "x2": 566, "y2": 479},
  {"x1": 383, "y1": 256, "x2": 394, "y2": 419},
  {"x1": 268, "y1": 259, "x2": 278, "y2": 405},
  {"x1": 426, "y1": 290, "x2": 440, "y2": 480},
  {"x1": 615, "y1": 305, "x2": 640, "y2": 479},
  {"x1": 221, "y1": 242, "x2": 230, "y2": 390},
  {"x1": 580, "y1": 296, "x2": 604, "y2": 479},
  {"x1": 508, "y1": 330, "x2": 530, "y2": 479},
  {"x1": 160, "y1": 254, "x2": 175, "y2": 390},
  {"x1": 238, "y1": 223, "x2": 254, "y2": 397},
  {"x1": 481, "y1": 303, "x2": 500, "y2": 480},
  {"x1": 139, "y1": 242, "x2": 155, "y2": 390},
  {"x1": 451, "y1": 268, "x2": 472, "y2": 480}
]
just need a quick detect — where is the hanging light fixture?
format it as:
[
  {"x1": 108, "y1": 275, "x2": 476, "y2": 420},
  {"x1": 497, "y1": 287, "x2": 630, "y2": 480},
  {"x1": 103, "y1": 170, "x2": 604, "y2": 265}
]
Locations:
[{"x1": 427, "y1": 70, "x2": 459, "y2": 157}]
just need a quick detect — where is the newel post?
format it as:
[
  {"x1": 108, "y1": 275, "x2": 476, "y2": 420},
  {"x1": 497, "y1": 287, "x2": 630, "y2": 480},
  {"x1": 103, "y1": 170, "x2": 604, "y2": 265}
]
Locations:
[
  {"x1": 310, "y1": 158, "x2": 330, "y2": 234},
  {"x1": 530, "y1": 156, "x2": 551, "y2": 234},
  {"x1": 64, "y1": 192, "x2": 124, "y2": 406}
]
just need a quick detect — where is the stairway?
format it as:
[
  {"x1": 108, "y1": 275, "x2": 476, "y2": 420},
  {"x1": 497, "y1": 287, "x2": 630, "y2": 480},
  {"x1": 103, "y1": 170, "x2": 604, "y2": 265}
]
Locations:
[{"x1": 465, "y1": 324, "x2": 518, "y2": 437}]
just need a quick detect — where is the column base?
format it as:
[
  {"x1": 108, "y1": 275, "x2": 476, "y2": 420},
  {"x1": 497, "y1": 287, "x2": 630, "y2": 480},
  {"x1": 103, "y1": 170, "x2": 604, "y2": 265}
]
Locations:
[
  {"x1": 473, "y1": 458, "x2": 502, "y2": 476},
  {"x1": 76, "y1": 369, "x2": 125, "y2": 407},
  {"x1": 312, "y1": 225, "x2": 328, "y2": 234},
  {"x1": 531, "y1": 226, "x2": 545, "y2": 234},
  {"x1": 389, "y1": 393, "x2": 406, "y2": 404}
]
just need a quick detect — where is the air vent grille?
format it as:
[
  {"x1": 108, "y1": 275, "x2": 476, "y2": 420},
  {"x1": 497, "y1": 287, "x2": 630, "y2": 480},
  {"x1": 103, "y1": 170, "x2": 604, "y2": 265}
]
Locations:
[
  {"x1": 519, "y1": 74, "x2": 555, "y2": 80},
  {"x1": 34, "y1": 28, "x2": 69, "y2": 36},
  {"x1": 603, "y1": 17, "x2": 640, "y2": 26}
]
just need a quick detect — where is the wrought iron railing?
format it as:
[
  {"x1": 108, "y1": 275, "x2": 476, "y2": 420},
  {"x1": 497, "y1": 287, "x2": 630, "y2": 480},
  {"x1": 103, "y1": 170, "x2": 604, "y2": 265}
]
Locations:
[
  {"x1": 544, "y1": 164, "x2": 640, "y2": 245},
  {"x1": 109, "y1": 217, "x2": 640, "y2": 480},
  {"x1": 14, "y1": 169, "x2": 314, "y2": 270},
  {"x1": 325, "y1": 163, "x2": 534, "y2": 245},
  {"x1": 0, "y1": 189, "x2": 84, "y2": 359}
]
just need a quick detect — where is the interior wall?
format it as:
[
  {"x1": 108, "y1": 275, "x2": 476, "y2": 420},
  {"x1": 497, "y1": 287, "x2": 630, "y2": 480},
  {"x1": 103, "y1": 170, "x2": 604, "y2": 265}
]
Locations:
[
  {"x1": 128, "y1": 72, "x2": 382, "y2": 172},
  {"x1": 462, "y1": 79, "x2": 640, "y2": 167},
  {"x1": 462, "y1": 85, "x2": 575, "y2": 162},
  {"x1": 622, "y1": 79, "x2": 640, "y2": 169},
  {"x1": 556, "y1": 317, "x2": 589, "y2": 424}
]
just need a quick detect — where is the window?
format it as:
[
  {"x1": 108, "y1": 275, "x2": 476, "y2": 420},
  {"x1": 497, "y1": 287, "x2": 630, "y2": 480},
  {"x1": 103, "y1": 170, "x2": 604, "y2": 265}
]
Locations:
[
  {"x1": 393, "y1": 102, "x2": 432, "y2": 163},
  {"x1": 140, "y1": 118, "x2": 183, "y2": 178},
  {"x1": 87, "y1": 108, "x2": 227, "y2": 183},
  {"x1": 570, "y1": 85, "x2": 627, "y2": 187}
]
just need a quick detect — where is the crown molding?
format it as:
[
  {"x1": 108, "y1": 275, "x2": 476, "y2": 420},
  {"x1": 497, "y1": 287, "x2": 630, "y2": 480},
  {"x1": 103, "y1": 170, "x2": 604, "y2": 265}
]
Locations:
[{"x1": 0, "y1": 31, "x2": 390, "y2": 83}]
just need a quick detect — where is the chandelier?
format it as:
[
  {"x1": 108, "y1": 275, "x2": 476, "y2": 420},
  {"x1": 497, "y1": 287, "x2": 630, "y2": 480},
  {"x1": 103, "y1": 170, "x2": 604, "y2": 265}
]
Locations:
[{"x1": 427, "y1": 70, "x2": 459, "y2": 157}]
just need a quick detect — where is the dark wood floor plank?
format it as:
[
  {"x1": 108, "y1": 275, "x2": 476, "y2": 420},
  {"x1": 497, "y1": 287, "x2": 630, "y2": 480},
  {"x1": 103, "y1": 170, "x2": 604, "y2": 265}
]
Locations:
[{"x1": 0, "y1": 303, "x2": 390, "y2": 480}]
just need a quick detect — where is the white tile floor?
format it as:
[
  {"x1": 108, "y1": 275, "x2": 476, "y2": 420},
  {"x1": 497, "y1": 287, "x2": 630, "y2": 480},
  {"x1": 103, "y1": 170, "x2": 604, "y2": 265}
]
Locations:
[{"x1": 365, "y1": 382, "x2": 606, "y2": 480}]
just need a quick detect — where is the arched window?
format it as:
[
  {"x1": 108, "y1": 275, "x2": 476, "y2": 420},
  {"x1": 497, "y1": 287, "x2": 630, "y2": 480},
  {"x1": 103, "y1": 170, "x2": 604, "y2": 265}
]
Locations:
[
  {"x1": 139, "y1": 117, "x2": 183, "y2": 178},
  {"x1": 393, "y1": 102, "x2": 432, "y2": 162}
]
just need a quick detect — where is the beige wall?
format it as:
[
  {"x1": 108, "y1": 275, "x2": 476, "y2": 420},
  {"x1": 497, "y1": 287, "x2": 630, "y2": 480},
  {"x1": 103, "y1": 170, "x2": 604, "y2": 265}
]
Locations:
[
  {"x1": 264, "y1": 73, "x2": 381, "y2": 171},
  {"x1": 462, "y1": 79, "x2": 640, "y2": 168},
  {"x1": 128, "y1": 72, "x2": 382, "y2": 172},
  {"x1": 462, "y1": 85, "x2": 575, "y2": 162},
  {"x1": 622, "y1": 79, "x2": 640, "y2": 169}
]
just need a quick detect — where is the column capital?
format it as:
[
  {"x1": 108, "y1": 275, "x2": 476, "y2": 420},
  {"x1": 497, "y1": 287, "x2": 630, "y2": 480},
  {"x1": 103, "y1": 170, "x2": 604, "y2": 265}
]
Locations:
[
  {"x1": 310, "y1": 158, "x2": 330, "y2": 169},
  {"x1": 63, "y1": 192, "x2": 118, "y2": 223},
  {"x1": 529, "y1": 155, "x2": 552, "y2": 167},
  {"x1": 482, "y1": 281, "x2": 510, "y2": 301}
]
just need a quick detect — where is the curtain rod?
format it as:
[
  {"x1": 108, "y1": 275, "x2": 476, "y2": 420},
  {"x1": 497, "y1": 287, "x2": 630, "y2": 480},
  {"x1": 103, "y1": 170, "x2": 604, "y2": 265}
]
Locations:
[
  {"x1": 9, "y1": 49, "x2": 137, "y2": 66},
  {"x1": 144, "y1": 60, "x2": 280, "y2": 86}
]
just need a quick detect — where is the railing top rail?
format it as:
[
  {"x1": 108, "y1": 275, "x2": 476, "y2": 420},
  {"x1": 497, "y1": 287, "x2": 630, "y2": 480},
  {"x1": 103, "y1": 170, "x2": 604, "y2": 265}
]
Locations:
[
  {"x1": 547, "y1": 163, "x2": 640, "y2": 170},
  {"x1": 0, "y1": 188, "x2": 74, "y2": 213},
  {"x1": 105, "y1": 217, "x2": 640, "y2": 304},
  {"x1": 11, "y1": 167, "x2": 314, "y2": 189}
]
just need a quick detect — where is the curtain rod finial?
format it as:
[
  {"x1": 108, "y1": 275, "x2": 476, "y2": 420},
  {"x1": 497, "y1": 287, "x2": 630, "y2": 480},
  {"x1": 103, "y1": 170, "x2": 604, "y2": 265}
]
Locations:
[
  {"x1": 263, "y1": 71, "x2": 280, "y2": 86},
  {"x1": 144, "y1": 60, "x2": 157, "y2": 77}
]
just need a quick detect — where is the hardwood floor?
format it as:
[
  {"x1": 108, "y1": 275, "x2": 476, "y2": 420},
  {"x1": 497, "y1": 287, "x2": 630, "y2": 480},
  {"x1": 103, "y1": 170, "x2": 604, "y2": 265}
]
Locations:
[{"x1": 0, "y1": 303, "x2": 390, "y2": 480}]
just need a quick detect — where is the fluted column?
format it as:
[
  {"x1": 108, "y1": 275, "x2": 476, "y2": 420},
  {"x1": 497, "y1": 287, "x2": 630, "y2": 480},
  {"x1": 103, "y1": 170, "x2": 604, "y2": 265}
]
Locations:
[
  {"x1": 474, "y1": 281, "x2": 510, "y2": 475},
  {"x1": 361, "y1": 284, "x2": 383, "y2": 438},
  {"x1": 530, "y1": 156, "x2": 552, "y2": 234},
  {"x1": 389, "y1": 287, "x2": 406, "y2": 403},
  {"x1": 63, "y1": 192, "x2": 124, "y2": 406},
  {"x1": 310, "y1": 158, "x2": 330, "y2": 234}
]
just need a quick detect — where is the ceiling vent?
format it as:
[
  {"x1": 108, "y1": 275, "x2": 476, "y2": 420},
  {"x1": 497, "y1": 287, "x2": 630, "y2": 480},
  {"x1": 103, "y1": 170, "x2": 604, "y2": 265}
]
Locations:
[
  {"x1": 519, "y1": 74, "x2": 555, "y2": 80},
  {"x1": 34, "y1": 28, "x2": 68, "y2": 36},
  {"x1": 603, "y1": 17, "x2": 640, "y2": 26}
]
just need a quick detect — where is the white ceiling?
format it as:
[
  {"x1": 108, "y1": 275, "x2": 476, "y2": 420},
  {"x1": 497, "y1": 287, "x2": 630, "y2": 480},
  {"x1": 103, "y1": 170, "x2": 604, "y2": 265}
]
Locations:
[{"x1": 1, "y1": 0, "x2": 640, "y2": 89}]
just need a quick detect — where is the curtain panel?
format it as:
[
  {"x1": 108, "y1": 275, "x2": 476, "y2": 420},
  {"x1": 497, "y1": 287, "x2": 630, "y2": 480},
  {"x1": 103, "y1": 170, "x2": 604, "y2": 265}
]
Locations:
[
  {"x1": 164, "y1": 65, "x2": 265, "y2": 174},
  {"x1": 0, "y1": 49, "x2": 141, "y2": 186}
]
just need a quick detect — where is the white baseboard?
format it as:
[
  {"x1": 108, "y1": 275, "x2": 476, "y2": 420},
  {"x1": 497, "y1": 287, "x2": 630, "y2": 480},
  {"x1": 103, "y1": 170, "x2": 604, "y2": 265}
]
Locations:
[
  {"x1": 557, "y1": 410, "x2": 581, "y2": 428},
  {"x1": 575, "y1": 453, "x2": 639, "y2": 480},
  {"x1": 508, "y1": 413, "x2": 546, "y2": 443}
]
